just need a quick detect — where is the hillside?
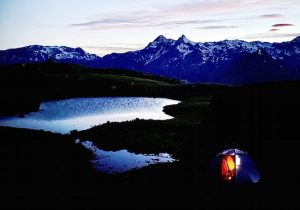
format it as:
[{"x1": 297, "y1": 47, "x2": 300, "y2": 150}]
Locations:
[{"x1": 0, "y1": 62, "x2": 222, "y2": 116}]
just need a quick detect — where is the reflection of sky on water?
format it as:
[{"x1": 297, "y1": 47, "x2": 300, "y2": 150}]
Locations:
[
  {"x1": 0, "y1": 97, "x2": 179, "y2": 134},
  {"x1": 78, "y1": 140, "x2": 177, "y2": 174}
]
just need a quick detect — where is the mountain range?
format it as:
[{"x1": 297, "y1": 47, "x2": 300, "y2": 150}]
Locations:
[{"x1": 1, "y1": 35, "x2": 300, "y2": 85}]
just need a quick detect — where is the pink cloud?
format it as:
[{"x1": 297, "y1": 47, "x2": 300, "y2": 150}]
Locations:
[
  {"x1": 70, "y1": 0, "x2": 292, "y2": 30},
  {"x1": 272, "y1": 23, "x2": 294, "y2": 27},
  {"x1": 260, "y1": 14, "x2": 282, "y2": 18}
]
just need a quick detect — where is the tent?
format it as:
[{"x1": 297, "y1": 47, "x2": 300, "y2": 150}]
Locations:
[{"x1": 210, "y1": 148, "x2": 261, "y2": 184}]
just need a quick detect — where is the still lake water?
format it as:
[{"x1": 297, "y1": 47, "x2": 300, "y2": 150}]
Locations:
[
  {"x1": 0, "y1": 97, "x2": 179, "y2": 173},
  {"x1": 76, "y1": 139, "x2": 177, "y2": 174},
  {"x1": 0, "y1": 97, "x2": 179, "y2": 134}
]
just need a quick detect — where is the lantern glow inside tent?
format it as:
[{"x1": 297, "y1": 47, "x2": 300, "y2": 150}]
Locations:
[
  {"x1": 221, "y1": 155, "x2": 236, "y2": 182},
  {"x1": 211, "y1": 149, "x2": 261, "y2": 184}
]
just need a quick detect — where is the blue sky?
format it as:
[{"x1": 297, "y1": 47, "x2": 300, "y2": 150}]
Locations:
[{"x1": 0, "y1": 0, "x2": 299, "y2": 56}]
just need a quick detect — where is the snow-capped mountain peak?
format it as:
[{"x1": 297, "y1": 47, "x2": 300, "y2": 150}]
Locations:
[
  {"x1": 177, "y1": 34, "x2": 197, "y2": 46},
  {"x1": 0, "y1": 45, "x2": 101, "y2": 67},
  {"x1": 154, "y1": 35, "x2": 167, "y2": 42},
  {"x1": 291, "y1": 36, "x2": 300, "y2": 43},
  {"x1": 146, "y1": 35, "x2": 175, "y2": 49},
  {"x1": 1, "y1": 35, "x2": 300, "y2": 84}
]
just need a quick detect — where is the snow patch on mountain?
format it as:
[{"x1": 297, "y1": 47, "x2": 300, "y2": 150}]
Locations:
[
  {"x1": 144, "y1": 47, "x2": 167, "y2": 65},
  {"x1": 176, "y1": 43, "x2": 192, "y2": 58}
]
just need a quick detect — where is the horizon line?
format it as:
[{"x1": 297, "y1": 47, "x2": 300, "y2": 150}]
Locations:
[{"x1": 1, "y1": 34, "x2": 299, "y2": 57}]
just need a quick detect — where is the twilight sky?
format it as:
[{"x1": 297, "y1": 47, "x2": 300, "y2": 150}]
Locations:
[{"x1": 0, "y1": 0, "x2": 299, "y2": 56}]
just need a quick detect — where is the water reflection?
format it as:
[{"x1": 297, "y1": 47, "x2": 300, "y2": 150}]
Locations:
[
  {"x1": 77, "y1": 139, "x2": 177, "y2": 174},
  {"x1": 0, "y1": 97, "x2": 179, "y2": 134}
]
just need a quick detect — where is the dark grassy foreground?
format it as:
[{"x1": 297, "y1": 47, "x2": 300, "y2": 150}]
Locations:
[{"x1": 1, "y1": 63, "x2": 300, "y2": 209}]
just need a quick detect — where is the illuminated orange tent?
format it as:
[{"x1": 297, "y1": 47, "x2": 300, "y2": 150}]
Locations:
[{"x1": 210, "y1": 149, "x2": 260, "y2": 184}]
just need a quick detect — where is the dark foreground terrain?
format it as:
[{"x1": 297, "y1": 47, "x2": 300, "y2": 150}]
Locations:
[{"x1": 1, "y1": 63, "x2": 300, "y2": 209}]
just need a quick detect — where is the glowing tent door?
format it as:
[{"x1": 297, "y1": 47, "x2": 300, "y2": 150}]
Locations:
[{"x1": 221, "y1": 155, "x2": 236, "y2": 182}]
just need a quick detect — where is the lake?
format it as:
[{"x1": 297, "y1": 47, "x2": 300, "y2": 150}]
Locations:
[
  {"x1": 0, "y1": 97, "x2": 180, "y2": 173},
  {"x1": 0, "y1": 97, "x2": 179, "y2": 134},
  {"x1": 76, "y1": 139, "x2": 177, "y2": 174}
]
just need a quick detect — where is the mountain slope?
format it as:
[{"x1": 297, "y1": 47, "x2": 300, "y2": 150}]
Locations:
[
  {"x1": 0, "y1": 45, "x2": 102, "y2": 68},
  {"x1": 100, "y1": 35, "x2": 300, "y2": 84},
  {"x1": 1, "y1": 35, "x2": 300, "y2": 84}
]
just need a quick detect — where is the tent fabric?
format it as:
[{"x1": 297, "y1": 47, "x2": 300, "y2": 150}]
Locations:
[
  {"x1": 218, "y1": 148, "x2": 247, "y2": 156},
  {"x1": 210, "y1": 148, "x2": 261, "y2": 184},
  {"x1": 236, "y1": 154, "x2": 260, "y2": 183}
]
